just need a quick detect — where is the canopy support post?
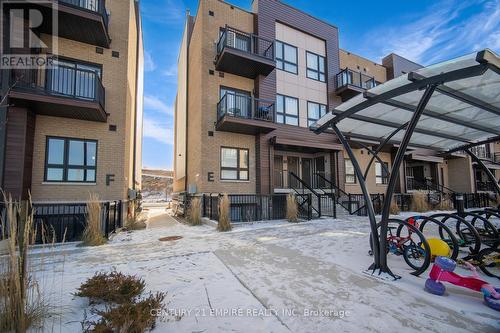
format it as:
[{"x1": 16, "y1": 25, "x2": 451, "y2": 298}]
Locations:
[
  {"x1": 331, "y1": 124, "x2": 381, "y2": 272},
  {"x1": 357, "y1": 142, "x2": 392, "y2": 181},
  {"x1": 378, "y1": 84, "x2": 438, "y2": 276},
  {"x1": 465, "y1": 149, "x2": 500, "y2": 195},
  {"x1": 363, "y1": 123, "x2": 408, "y2": 180}
]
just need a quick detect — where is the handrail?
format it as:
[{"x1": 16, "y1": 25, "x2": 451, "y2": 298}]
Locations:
[{"x1": 289, "y1": 172, "x2": 321, "y2": 217}]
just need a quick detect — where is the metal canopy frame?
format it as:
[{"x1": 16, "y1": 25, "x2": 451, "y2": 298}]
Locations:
[{"x1": 312, "y1": 49, "x2": 500, "y2": 278}]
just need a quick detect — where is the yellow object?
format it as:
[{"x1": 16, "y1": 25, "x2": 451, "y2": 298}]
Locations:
[{"x1": 424, "y1": 238, "x2": 451, "y2": 257}]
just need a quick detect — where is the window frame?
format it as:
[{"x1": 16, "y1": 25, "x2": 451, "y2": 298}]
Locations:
[
  {"x1": 220, "y1": 147, "x2": 249, "y2": 181},
  {"x1": 375, "y1": 161, "x2": 389, "y2": 185},
  {"x1": 345, "y1": 159, "x2": 356, "y2": 184},
  {"x1": 275, "y1": 40, "x2": 298, "y2": 75},
  {"x1": 44, "y1": 136, "x2": 98, "y2": 183},
  {"x1": 307, "y1": 101, "x2": 327, "y2": 127},
  {"x1": 276, "y1": 94, "x2": 299, "y2": 126},
  {"x1": 306, "y1": 51, "x2": 326, "y2": 82}
]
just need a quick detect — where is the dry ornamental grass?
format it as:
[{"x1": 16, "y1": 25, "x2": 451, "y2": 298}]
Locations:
[
  {"x1": 187, "y1": 197, "x2": 202, "y2": 226},
  {"x1": 217, "y1": 194, "x2": 232, "y2": 232},
  {"x1": 286, "y1": 193, "x2": 299, "y2": 222},
  {"x1": 81, "y1": 193, "x2": 107, "y2": 246}
]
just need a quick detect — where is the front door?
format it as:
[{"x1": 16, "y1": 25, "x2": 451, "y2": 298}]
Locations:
[
  {"x1": 288, "y1": 157, "x2": 299, "y2": 188},
  {"x1": 314, "y1": 156, "x2": 325, "y2": 188},
  {"x1": 301, "y1": 158, "x2": 312, "y2": 187},
  {"x1": 273, "y1": 155, "x2": 283, "y2": 189}
]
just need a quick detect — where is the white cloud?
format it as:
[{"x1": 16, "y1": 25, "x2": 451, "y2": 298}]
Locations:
[
  {"x1": 141, "y1": 0, "x2": 185, "y2": 25},
  {"x1": 162, "y1": 64, "x2": 177, "y2": 77},
  {"x1": 144, "y1": 95, "x2": 173, "y2": 115},
  {"x1": 360, "y1": 0, "x2": 500, "y2": 65},
  {"x1": 143, "y1": 117, "x2": 173, "y2": 145},
  {"x1": 144, "y1": 50, "x2": 156, "y2": 72}
]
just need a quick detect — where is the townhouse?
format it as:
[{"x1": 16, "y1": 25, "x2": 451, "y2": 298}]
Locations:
[
  {"x1": 0, "y1": 0, "x2": 144, "y2": 214},
  {"x1": 173, "y1": 0, "x2": 499, "y2": 201}
]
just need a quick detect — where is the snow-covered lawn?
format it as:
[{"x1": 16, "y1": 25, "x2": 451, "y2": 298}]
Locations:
[{"x1": 31, "y1": 207, "x2": 499, "y2": 332}]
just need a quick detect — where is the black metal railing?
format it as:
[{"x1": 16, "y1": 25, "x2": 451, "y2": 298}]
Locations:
[
  {"x1": 59, "y1": 0, "x2": 109, "y2": 30},
  {"x1": 198, "y1": 193, "x2": 306, "y2": 222},
  {"x1": 0, "y1": 201, "x2": 123, "y2": 244},
  {"x1": 217, "y1": 92, "x2": 275, "y2": 123},
  {"x1": 217, "y1": 26, "x2": 274, "y2": 61},
  {"x1": 476, "y1": 181, "x2": 497, "y2": 192},
  {"x1": 336, "y1": 68, "x2": 377, "y2": 90},
  {"x1": 10, "y1": 65, "x2": 105, "y2": 109},
  {"x1": 288, "y1": 172, "x2": 322, "y2": 218},
  {"x1": 392, "y1": 192, "x2": 494, "y2": 212}
]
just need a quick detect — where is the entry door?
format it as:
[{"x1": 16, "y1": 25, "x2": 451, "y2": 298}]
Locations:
[
  {"x1": 288, "y1": 157, "x2": 299, "y2": 188},
  {"x1": 413, "y1": 166, "x2": 425, "y2": 182},
  {"x1": 301, "y1": 158, "x2": 312, "y2": 187},
  {"x1": 314, "y1": 156, "x2": 325, "y2": 188},
  {"x1": 273, "y1": 156, "x2": 283, "y2": 189}
]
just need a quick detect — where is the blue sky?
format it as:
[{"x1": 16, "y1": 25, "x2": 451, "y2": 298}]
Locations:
[{"x1": 140, "y1": 0, "x2": 500, "y2": 170}]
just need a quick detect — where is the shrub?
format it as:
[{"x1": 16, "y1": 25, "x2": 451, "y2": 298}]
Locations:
[
  {"x1": 0, "y1": 193, "x2": 51, "y2": 332},
  {"x1": 389, "y1": 198, "x2": 400, "y2": 215},
  {"x1": 81, "y1": 193, "x2": 106, "y2": 246},
  {"x1": 437, "y1": 197, "x2": 453, "y2": 210},
  {"x1": 76, "y1": 271, "x2": 145, "y2": 304},
  {"x1": 217, "y1": 194, "x2": 231, "y2": 232},
  {"x1": 86, "y1": 292, "x2": 165, "y2": 333},
  {"x1": 411, "y1": 191, "x2": 430, "y2": 212},
  {"x1": 286, "y1": 193, "x2": 298, "y2": 222},
  {"x1": 187, "y1": 197, "x2": 202, "y2": 226},
  {"x1": 125, "y1": 215, "x2": 147, "y2": 231}
]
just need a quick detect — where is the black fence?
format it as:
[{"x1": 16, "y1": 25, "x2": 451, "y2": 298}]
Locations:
[
  {"x1": 392, "y1": 192, "x2": 494, "y2": 212},
  {"x1": 0, "y1": 201, "x2": 123, "y2": 244},
  {"x1": 182, "y1": 193, "x2": 313, "y2": 223}
]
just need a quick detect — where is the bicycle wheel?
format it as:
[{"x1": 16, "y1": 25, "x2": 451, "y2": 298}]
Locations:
[
  {"x1": 403, "y1": 242, "x2": 427, "y2": 271},
  {"x1": 477, "y1": 248, "x2": 500, "y2": 279}
]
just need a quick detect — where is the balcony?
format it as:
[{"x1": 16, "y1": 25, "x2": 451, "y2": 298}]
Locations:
[
  {"x1": 5, "y1": 0, "x2": 111, "y2": 47},
  {"x1": 216, "y1": 93, "x2": 276, "y2": 135},
  {"x1": 335, "y1": 68, "x2": 377, "y2": 102},
  {"x1": 8, "y1": 63, "x2": 107, "y2": 122},
  {"x1": 215, "y1": 26, "x2": 275, "y2": 79}
]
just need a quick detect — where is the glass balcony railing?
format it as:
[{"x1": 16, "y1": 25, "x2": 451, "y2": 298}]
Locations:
[
  {"x1": 217, "y1": 92, "x2": 275, "y2": 123},
  {"x1": 216, "y1": 26, "x2": 275, "y2": 61},
  {"x1": 336, "y1": 68, "x2": 377, "y2": 90}
]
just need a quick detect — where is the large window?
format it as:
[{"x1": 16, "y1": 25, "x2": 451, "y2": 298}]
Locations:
[
  {"x1": 375, "y1": 162, "x2": 389, "y2": 184},
  {"x1": 307, "y1": 102, "x2": 327, "y2": 126},
  {"x1": 276, "y1": 41, "x2": 298, "y2": 74},
  {"x1": 345, "y1": 159, "x2": 356, "y2": 184},
  {"x1": 276, "y1": 95, "x2": 299, "y2": 126},
  {"x1": 45, "y1": 137, "x2": 97, "y2": 183},
  {"x1": 221, "y1": 147, "x2": 249, "y2": 181},
  {"x1": 50, "y1": 59, "x2": 102, "y2": 100},
  {"x1": 306, "y1": 51, "x2": 326, "y2": 82}
]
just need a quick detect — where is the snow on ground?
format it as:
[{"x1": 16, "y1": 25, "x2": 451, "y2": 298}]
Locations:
[{"x1": 29, "y1": 206, "x2": 500, "y2": 332}]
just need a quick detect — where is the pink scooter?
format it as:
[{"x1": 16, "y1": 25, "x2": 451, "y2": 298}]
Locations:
[{"x1": 425, "y1": 256, "x2": 500, "y2": 311}]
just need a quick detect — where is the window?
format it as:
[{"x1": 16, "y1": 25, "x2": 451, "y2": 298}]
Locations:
[
  {"x1": 306, "y1": 51, "x2": 325, "y2": 82},
  {"x1": 276, "y1": 41, "x2": 298, "y2": 74},
  {"x1": 45, "y1": 137, "x2": 97, "y2": 183},
  {"x1": 375, "y1": 162, "x2": 389, "y2": 184},
  {"x1": 307, "y1": 102, "x2": 327, "y2": 126},
  {"x1": 221, "y1": 147, "x2": 249, "y2": 181},
  {"x1": 276, "y1": 95, "x2": 299, "y2": 126},
  {"x1": 345, "y1": 159, "x2": 356, "y2": 184}
]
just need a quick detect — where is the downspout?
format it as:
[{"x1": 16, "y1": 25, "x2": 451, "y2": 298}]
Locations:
[
  {"x1": 184, "y1": 11, "x2": 190, "y2": 192},
  {"x1": 132, "y1": 0, "x2": 142, "y2": 191}
]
